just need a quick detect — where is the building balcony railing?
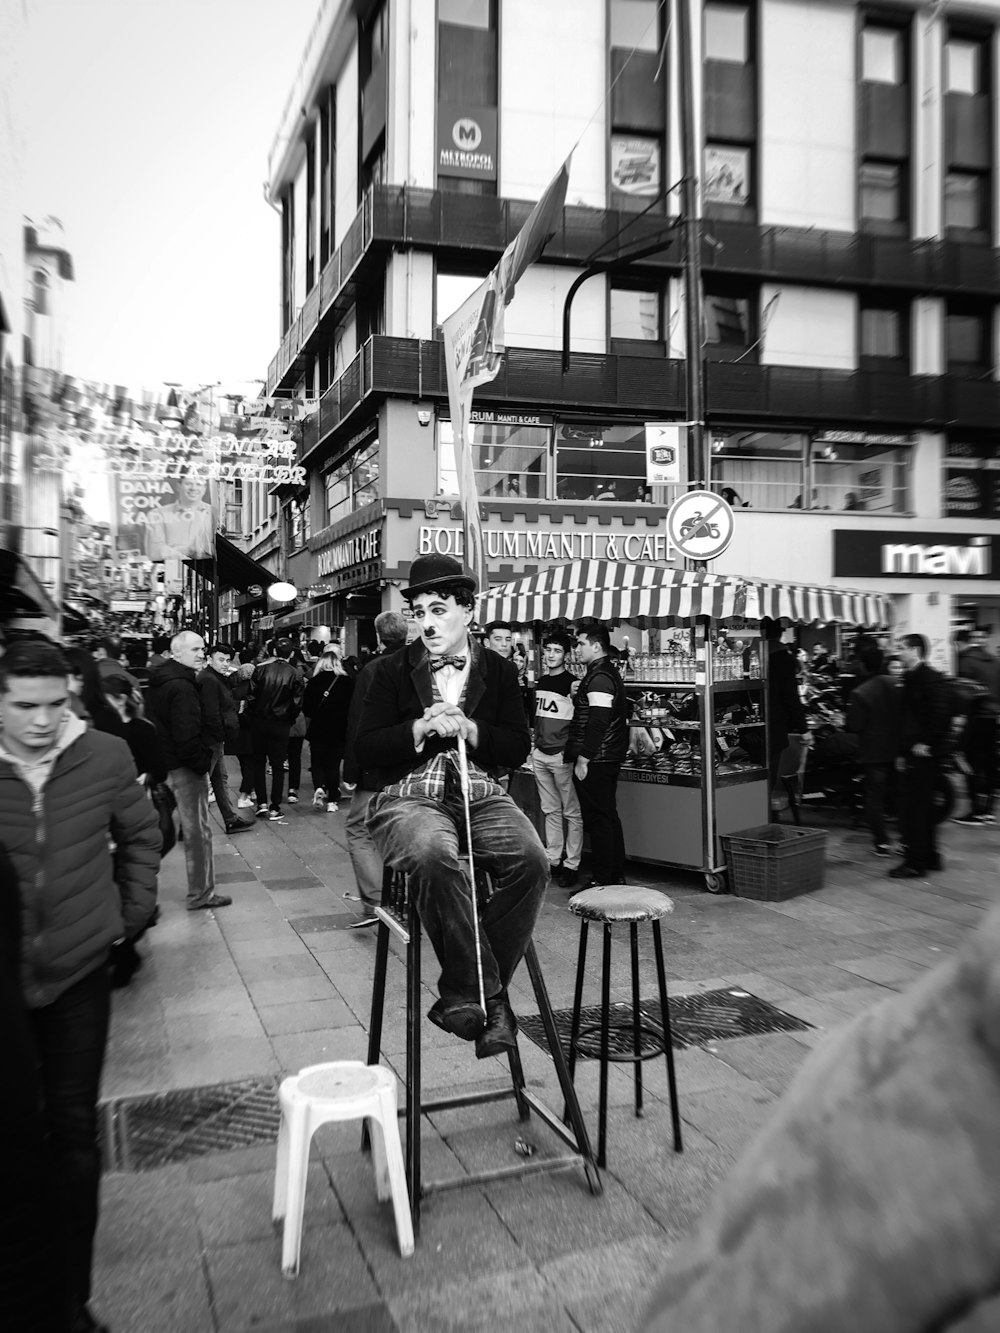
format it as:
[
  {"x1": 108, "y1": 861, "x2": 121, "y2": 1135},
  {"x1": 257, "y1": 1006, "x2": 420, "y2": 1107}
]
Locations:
[
  {"x1": 269, "y1": 185, "x2": 1000, "y2": 396},
  {"x1": 298, "y1": 335, "x2": 1000, "y2": 465}
]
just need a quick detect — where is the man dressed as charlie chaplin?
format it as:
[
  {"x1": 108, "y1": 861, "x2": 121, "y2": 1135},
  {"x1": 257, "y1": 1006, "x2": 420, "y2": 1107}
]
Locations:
[{"x1": 357, "y1": 553, "x2": 549, "y2": 1058}]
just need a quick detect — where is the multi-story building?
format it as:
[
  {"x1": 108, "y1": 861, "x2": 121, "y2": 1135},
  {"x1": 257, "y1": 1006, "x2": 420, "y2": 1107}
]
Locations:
[{"x1": 263, "y1": 0, "x2": 1000, "y2": 664}]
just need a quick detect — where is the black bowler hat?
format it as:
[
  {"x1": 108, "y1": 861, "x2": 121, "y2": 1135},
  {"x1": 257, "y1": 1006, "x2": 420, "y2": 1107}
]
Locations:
[{"x1": 403, "y1": 553, "x2": 477, "y2": 599}]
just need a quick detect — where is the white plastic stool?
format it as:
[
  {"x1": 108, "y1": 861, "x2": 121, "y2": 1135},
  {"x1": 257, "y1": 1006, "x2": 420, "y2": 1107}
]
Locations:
[{"x1": 272, "y1": 1060, "x2": 414, "y2": 1275}]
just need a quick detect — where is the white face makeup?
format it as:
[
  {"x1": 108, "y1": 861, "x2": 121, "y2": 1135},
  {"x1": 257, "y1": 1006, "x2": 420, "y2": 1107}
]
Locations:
[{"x1": 409, "y1": 592, "x2": 473, "y2": 657}]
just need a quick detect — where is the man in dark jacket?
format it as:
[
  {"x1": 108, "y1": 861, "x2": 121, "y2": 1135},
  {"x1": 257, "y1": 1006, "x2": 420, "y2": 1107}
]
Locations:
[
  {"x1": 357, "y1": 553, "x2": 548, "y2": 1058},
  {"x1": 0, "y1": 638, "x2": 160, "y2": 1333},
  {"x1": 953, "y1": 628, "x2": 1000, "y2": 825},
  {"x1": 197, "y1": 642, "x2": 252, "y2": 835},
  {"x1": 845, "y1": 648, "x2": 904, "y2": 856},
  {"x1": 246, "y1": 636, "x2": 305, "y2": 819},
  {"x1": 891, "y1": 633, "x2": 951, "y2": 879},
  {"x1": 147, "y1": 631, "x2": 231, "y2": 910},
  {"x1": 342, "y1": 609, "x2": 408, "y2": 908},
  {"x1": 762, "y1": 617, "x2": 810, "y2": 790},
  {"x1": 565, "y1": 619, "x2": 630, "y2": 887}
]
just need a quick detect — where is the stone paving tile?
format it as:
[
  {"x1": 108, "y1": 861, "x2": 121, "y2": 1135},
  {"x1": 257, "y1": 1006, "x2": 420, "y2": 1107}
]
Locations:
[
  {"x1": 269, "y1": 1024, "x2": 370, "y2": 1074},
  {"x1": 97, "y1": 1165, "x2": 198, "y2": 1262},
  {"x1": 207, "y1": 1226, "x2": 378, "y2": 1330},
  {"x1": 388, "y1": 1267, "x2": 576, "y2": 1333},
  {"x1": 237, "y1": 953, "x2": 327, "y2": 982},
  {"x1": 227, "y1": 933, "x2": 310, "y2": 959},
  {"x1": 830, "y1": 953, "x2": 931, "y2": 987},
  {"x1": 169, "y1": 1035, "x2": 278, "y2": 1087},
  {"x1": 193, "y1": 1162, "x2": 343, "y2": 1246},
  {"x1": 604, "y1": 1123, "x2": 737, "y2": 1240},
  {"x1": 246, "y1": 975, "x2": 340, "y2": 1007},
  {"x1": 674, "y1": 1082, "x2": 778, "y2": 1155},
  {"x1": 257, "y1": 996, "x2": 357, "y2": 1036},
  {"x1": 707, "y1": 1031, "x2": 812, "y2": 1094},
  {"x1": 90, "y1": 1253, "x2": 214, "y2": 1333},
  {"x1": 159, "y1": 986, "x2": 259, "y2": 1020},
  {"x1": 541, "y1": 1234, "x2": 674, "y2": 1333},
  {"x1": 264, "y1": 875, "x2": 327, "y2": 891}
]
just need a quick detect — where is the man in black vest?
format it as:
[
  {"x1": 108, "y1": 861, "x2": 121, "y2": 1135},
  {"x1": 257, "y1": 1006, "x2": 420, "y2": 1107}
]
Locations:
[
  {"x1": 565, "y1": 619, "x2": 630, "y2": 887},
  {"x1": 245, "y1": 637, "x2": 305, "y2": 820},
  {"x1": 357, "y1": 554, "x2": 548, "y2": 1058}
]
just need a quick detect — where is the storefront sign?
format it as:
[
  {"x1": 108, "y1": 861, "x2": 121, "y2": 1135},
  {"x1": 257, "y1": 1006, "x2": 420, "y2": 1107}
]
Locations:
[
  {"x1": 943, "y1": 441, "x2": 1000, "y2": 518},
  {"x1": 611, "y1": 136, "x2": 660, "y2": 198},
  {"x1": 816, "y1": 431, "x2": 914, "y2": 447},
  {"x1": 437, "y1": 105, "x2": 497, "y2": 180},
  {"x1": 418, "y1": 524, "x2": 674, "y2": 564},
  {"x1": 469, "y1": 409, "x2": 550, "y2": 427},
  {"x1": 316, "y1": 527, "x2": 382, "y2": 578},
  {"x1": 833, "y1": 530, "x2": 999, "y2": 579},
  {"x1": 645, "y1": 424, "x2": 682, "y2": 485}
]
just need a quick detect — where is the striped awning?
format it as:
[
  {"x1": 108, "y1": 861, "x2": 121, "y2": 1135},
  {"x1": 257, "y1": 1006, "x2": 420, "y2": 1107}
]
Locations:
[{"x1": 477, "y1": 561, "x2": 892, "y2": 628}]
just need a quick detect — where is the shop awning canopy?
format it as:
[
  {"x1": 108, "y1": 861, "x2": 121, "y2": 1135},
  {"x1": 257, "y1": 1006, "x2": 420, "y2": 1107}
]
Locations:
[
  {"x1": 478, "y1": 561, "x2": 892, "y2": 628},
  {"x1": 0, "y1": 548, "x2": 60, "y2": 621},
  {"x1": 187, "y1": 534, "x2": 275, "y2": 595}
]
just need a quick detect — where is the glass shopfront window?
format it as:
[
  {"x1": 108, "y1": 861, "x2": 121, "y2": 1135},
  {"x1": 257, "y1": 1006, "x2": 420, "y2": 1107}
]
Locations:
[
  {"x1": 711, "y1": 429, "x2": 909, "y2": 512},
  {"x1": 438, "y1": 416, "x2": 550, "y2": 498},
  {"x1": 324, "y1": 438, "x2": 380, "y2": 525},
  {"x1": 555, "y1": 421, "x2": 649, "y2": 502}
]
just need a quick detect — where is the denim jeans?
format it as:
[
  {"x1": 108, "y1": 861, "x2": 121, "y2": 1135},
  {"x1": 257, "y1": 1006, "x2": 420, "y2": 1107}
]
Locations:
[
  {"x1": 367, "y1": 790, "x2": 548, "y2": 1002},
  {"x1": 574, "y1": 761, "x2": 626, "y2": 885},
  {"x1": 209, "y1": 744, "x2": 238, "y2": 825},
  {"x1": 28, "y1": 964, "x2": 111, "y2": 1310},
  {"x1": 166, "y1": 766, "x2": 216, "y2": 905},
  {"x1": 531, "y1": 748, "x2": 584, "y2": 869},
  {"x1": 310, "y1": 740, "x2": 345, "y2": 801},
  {"x1": 345, "y1": 789, "x2": 382, "y2": 904},
  {"x1": 251, "y1": 717, "x2": 291, "y2": 808}
]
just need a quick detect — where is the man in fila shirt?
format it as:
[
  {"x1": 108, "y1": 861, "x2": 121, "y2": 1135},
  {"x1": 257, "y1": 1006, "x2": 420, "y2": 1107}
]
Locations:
[
  {"x1": 531, "y1": 630, "x2": 584, "y2": 889},
  {"x1": 357, "y1": 553, "x2": 549, "y2": 1058}
]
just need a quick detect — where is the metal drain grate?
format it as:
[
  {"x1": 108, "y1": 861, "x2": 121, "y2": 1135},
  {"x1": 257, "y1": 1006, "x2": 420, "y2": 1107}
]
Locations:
[
  {"x1": 518, "y1": 988, "x2": 811, "y2": 1059},
  {"x1": 100, "y1": 1076, "x2": 281, "y2": 1172}
]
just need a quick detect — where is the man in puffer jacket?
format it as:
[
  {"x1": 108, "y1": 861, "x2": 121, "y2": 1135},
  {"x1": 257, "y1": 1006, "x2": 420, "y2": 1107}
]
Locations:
[{"x1": 0, "y1": 638, "x2": 160, "y2": 1333}]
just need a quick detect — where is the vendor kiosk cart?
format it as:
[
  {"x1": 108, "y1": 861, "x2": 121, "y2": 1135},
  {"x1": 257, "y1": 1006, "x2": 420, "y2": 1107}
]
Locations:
[{"x1": 478, "y1": 561, "x2": 890, "y2": 893}]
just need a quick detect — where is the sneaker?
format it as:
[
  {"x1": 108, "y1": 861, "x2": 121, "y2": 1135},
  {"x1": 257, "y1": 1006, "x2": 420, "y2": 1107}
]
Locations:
[
  {"x1": 188, "y1": 893, "x2": 233, "y2": 911},
  {"x1": 268, "y1": 807, "x2": 283, "y2": 820},
  {"x1": 327, "y1": 801, "x2": 339, "y2": 813},
  {"x1": 256, "y1": 804, "x2": 269, "y2": 818},
  {"x1": 952, "y1": 813, "x2": 984, "y2": 826},
  {"x1": 287, "y1": 790, "x2": 299, "y2": 804},
  {"x1": 872, "y1": 844, "x2": 893, "y2": 857},
  {"x1": 982, "y1": 813, "x2": 997, "y2": 823},
  {"x1": 207, "y1": 790, "x2": 216, "y2": 804},
  {"x1": 224, "y1": 819, "x2": 254, "y2": 835},
  {"x1": 312, "y1": 787, "x2": 327, "y2": 809},
  {"x1": 237, "y1": 794, "x2": 254, "y2": 809}
]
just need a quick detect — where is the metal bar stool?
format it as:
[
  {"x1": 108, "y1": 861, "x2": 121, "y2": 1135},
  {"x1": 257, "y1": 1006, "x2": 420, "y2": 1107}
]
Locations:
[
  {"x1": 566, "y1": 886, "x2": 683, "y2": 1169},
  {"x1": 366, "y1": 868, "x2": 602, "y2": 1235}
]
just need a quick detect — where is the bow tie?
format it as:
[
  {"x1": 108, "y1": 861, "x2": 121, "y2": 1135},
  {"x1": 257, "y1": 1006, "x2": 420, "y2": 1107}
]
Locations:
[{"x1": 429, "y1": 655, "x2": 467, "y2": 672}]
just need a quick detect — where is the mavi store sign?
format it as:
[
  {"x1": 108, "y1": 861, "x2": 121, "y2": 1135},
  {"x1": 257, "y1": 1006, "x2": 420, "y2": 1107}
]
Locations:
[{"x1": 833, "y1": 530, "x2": 998, "y2": 579}]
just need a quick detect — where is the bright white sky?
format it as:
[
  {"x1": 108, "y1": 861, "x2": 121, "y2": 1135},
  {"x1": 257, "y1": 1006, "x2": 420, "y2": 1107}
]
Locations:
[{"x1": 24, "y1": 0, "x2": 320, "y2": 392}]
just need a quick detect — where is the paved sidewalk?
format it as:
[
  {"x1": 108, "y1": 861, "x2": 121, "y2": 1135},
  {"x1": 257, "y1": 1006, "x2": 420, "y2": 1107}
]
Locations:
[{"x1": 93, "y1": 781, "x2": 1000, "y2": 1332}]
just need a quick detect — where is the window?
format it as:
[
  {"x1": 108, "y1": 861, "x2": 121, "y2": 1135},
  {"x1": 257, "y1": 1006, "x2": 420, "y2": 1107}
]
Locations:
[
  {"x1": 860, "y1": 304, "x2": 907, "y2": 367},
  {"x1": 944, "y1": 171, "x2": 987, "y2": 231},
  {"x1": 704, "y1": 144, "x2": 750, "y2": 207},
  {"x1": 710, "y1": 430, "x2": 806, "y2": 511},
  {"x1": 946, "y1": 306, "x2": 990, "y2": 373},
  {"x1": 438, "y1": 418, "x2": 550, "y2": 499},
  {"x1": 811, "y1": 439, "x2": 908, "y2": 514},
  {"x1": 32, "y1": 270, "x2": 48, "y2": 316},
  {"x1": 324, "y1": 439, "x2": 380, "y2": 525},
  {"x1": 611, "y1": 0, "x2": 660, "y2": 52},
  {"x1": 704, "y1": 287, "x2": 754, "y2": 359},
  {"x1": 555, "y1": 422, "x2": 649, "y2": 503},
  {"x1": 946, "y1": 38, "x2": 981, "y2": 95},
  {"x1": 862, "y1": 26, "x2": 903, "y2": 84},
  {"x1": 436, "y1": 268, "x2": 488, "y2": 331},
  {"x1": 610, "y1": 283, "x2": 662, "y2": 349},
  {"x1": 705, "y1": 3, "x2": 749, "y2": 64},
  {"x1": 860, "y1": 160, "x2": 903, "y2": 222},
  {"x1": 439, "y1": 0, "x2": 492, "y2": 26}
]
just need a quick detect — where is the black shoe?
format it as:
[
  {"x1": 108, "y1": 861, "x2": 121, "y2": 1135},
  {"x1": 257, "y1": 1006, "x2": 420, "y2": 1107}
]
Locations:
[
  {"x1": 476, "y1": 994, "x2": 518, "y2": 1059},
  {"x1": 428, "y1": 997, "x2": 486, "y2": 1040},
  {"x1": 188, "y1": 893, "x2": 233, "y2": 910},
  {"x1": 224, "y1": 820, "x2": 254, "y2": 834},
  {"x1": 557, "y1": 866, "x2": 583, "y2": 890},
  {"x1": 71, "y1": 1305, "x2": 109, "y2": 1333},
  {"x1": 548, "y1": 864, "x2": 562, "y2": 880},
  {"x1": 888, "y1": 864, "x2": 922, "y2": 879},
  {"x1": 952, "y1": 813, "x2": 984, "y2": 826},
  {"x1": 927, "y1": 855, "x2": 943, "y2": 872}
]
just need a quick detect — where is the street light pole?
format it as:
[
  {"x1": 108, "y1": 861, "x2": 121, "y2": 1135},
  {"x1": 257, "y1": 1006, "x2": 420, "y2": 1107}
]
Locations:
[{"x1": 676, "y1": 0, "x2": 708, "y2": 488}]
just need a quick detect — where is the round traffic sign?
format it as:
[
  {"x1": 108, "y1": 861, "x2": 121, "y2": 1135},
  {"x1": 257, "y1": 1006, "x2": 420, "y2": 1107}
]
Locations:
[{"x1": 666, "y1": 491, "x2": 735, "y2": 561}]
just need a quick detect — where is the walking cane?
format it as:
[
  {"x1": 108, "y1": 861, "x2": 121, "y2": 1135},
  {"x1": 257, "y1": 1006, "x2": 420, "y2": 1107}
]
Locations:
[{"x1": 456, "y1": 733, "x2": 487, "y2": 1016}]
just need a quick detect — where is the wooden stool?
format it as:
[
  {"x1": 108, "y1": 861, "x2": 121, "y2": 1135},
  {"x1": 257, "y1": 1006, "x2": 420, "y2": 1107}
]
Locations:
[
  {"x1": 567, "y1": 885, "x2": 683, "y2": 1168},
  {"x1": 366, "y1": 869, "x2": 602, "y2": 1235}
]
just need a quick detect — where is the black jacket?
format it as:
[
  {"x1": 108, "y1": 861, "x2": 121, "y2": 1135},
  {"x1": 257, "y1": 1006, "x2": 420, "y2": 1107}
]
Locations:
[
  {"x1": 767, "y1": 646, "x2": 808, "y2": 755},
  {"x1": 198, "y1": 664, "x2": 239, "y2": 746},
  {"x1": 565, "y1": 657, "x2": 629, "y2": 765},
  {"x1": 901, "y1": 662, "x2": 951, "y2": 763},
  {"x1": 303, "y1": 671, "x2": 354, "y2": 746},
  {"x1": 343, "y1": 646, "x2": 404, "y2": 788},
  {"x1": 845, "y1": 674, "x2": 903, "y2": 764},
  {"x1": 356, "y1": 637, "x2": 530, "y2": 789},
  {"x1": 246, "y1": 659, "x2": 304, "y2": 725},
  {"x1": 957, "y1": 646, "x2": 1000, "y2": 708},
  {"x1": 146, "y1": 659, "x2": 212, "y2": 774}
]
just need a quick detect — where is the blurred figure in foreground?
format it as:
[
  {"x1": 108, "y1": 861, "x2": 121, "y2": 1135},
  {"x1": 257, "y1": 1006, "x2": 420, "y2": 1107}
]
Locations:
[{"x1": 639, "y1": 899, "x2": 1000, "y2": 1333}]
